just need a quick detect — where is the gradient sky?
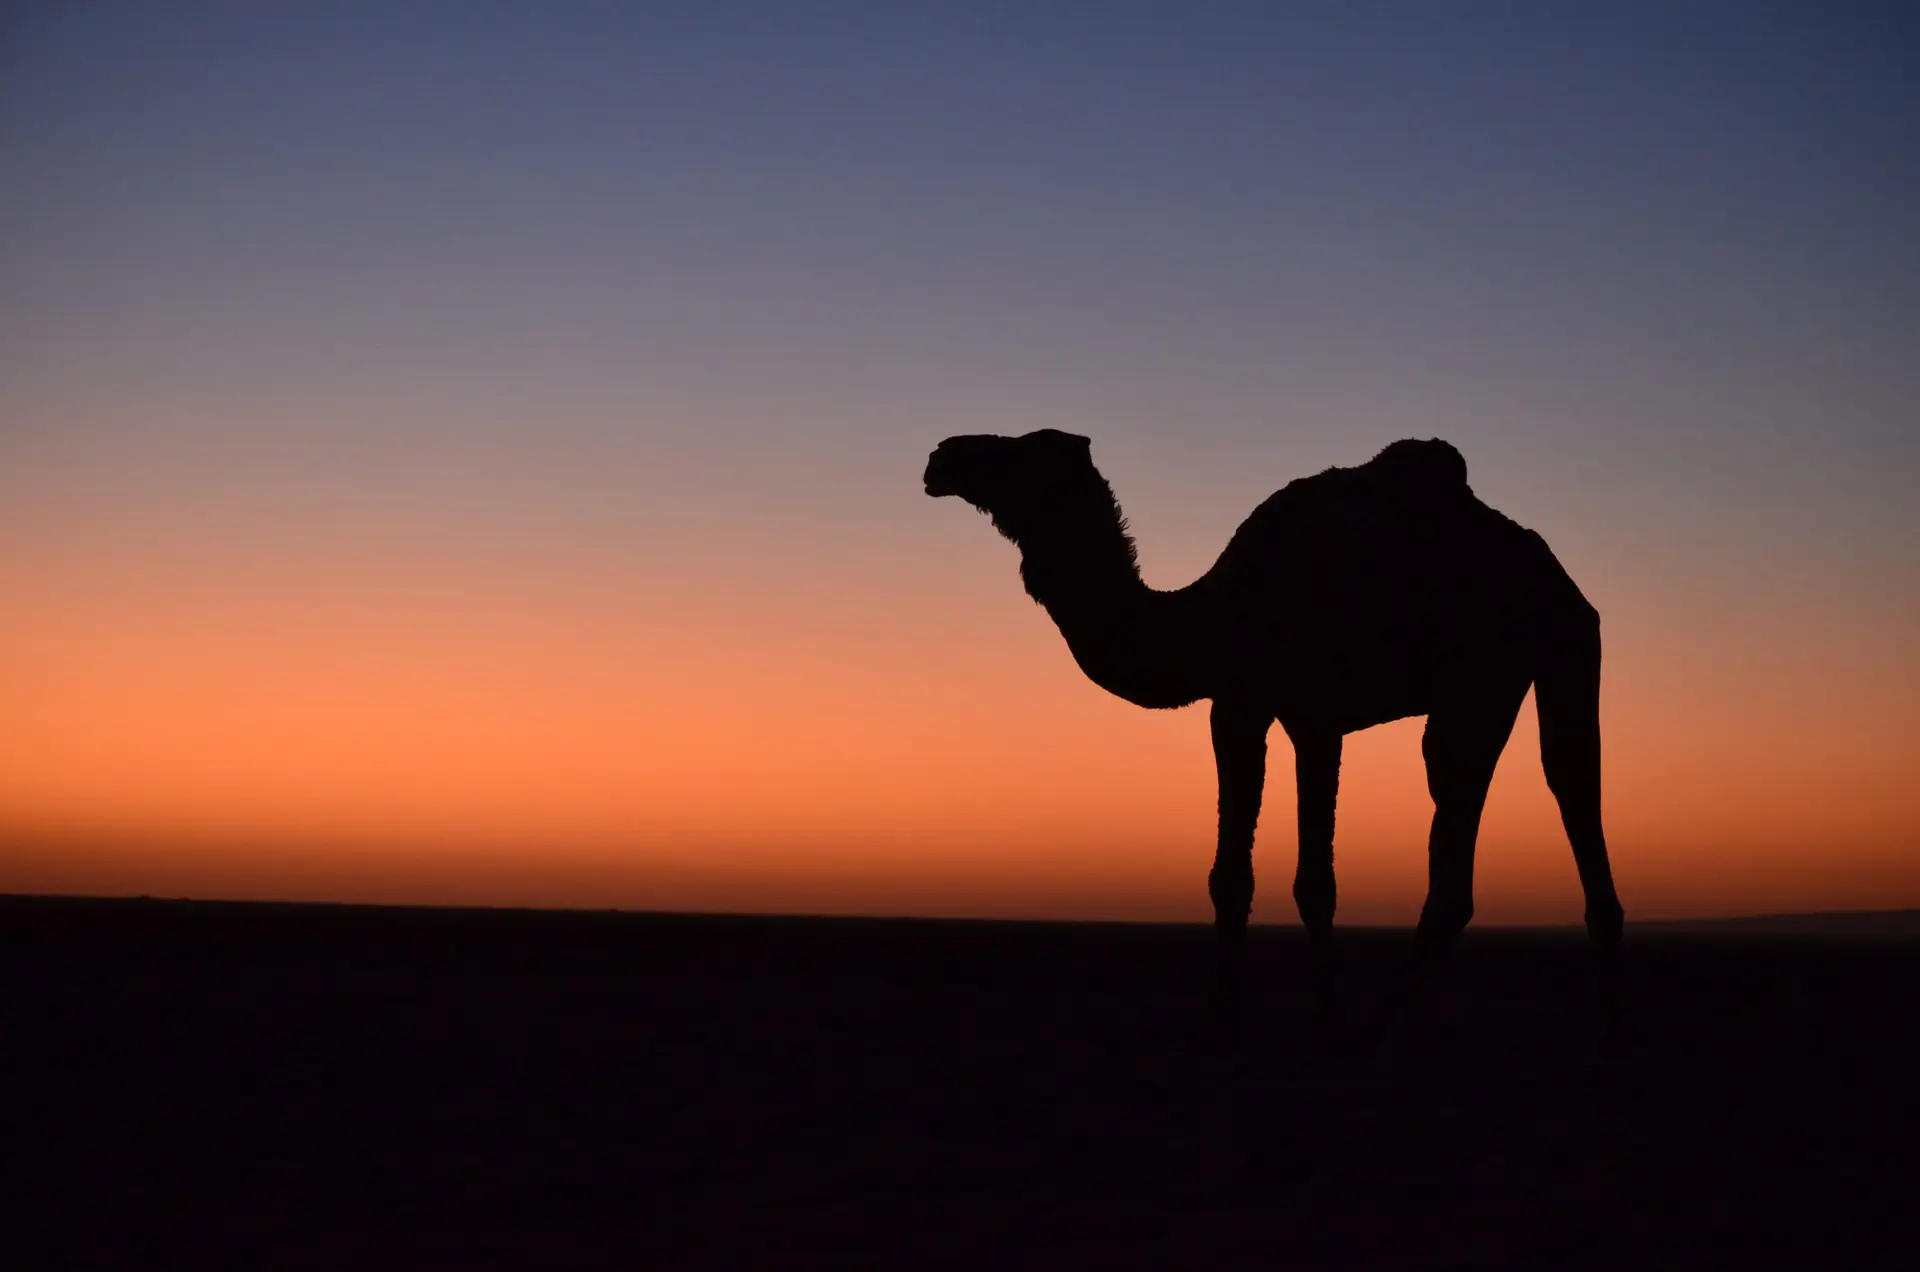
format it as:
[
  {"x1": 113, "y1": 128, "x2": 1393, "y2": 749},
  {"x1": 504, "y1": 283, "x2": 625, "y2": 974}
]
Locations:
[{"x1": 4, "y1": 2, "x2": 1916, "y2": 922}]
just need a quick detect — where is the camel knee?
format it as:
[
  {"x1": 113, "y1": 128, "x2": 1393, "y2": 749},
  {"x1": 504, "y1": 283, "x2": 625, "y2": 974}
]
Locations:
[
  {"x1": 1542, "y1": 762, "x2": 1594, "y2": 813},
  {"x1": 1209, "y1": 860, "x2": 1254, "y2": 920}
]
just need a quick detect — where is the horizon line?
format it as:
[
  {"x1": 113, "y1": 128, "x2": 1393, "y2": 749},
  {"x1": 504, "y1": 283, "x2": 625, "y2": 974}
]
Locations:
[{"x1": 6, "y1": 891, "x2": 1918, "y2": 935}]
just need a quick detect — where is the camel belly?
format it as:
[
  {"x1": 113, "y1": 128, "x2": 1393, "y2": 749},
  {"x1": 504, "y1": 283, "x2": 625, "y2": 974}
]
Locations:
[
  {"x1": 1228, "y1": 593, "x2": 1507, "y2": 733},
  {"x1": 1279, "y1": 635, "x2": 1441, "y2": 733},
  {"x1": 1206, "y1": 501, "x2": 1553, "y2": 728}
]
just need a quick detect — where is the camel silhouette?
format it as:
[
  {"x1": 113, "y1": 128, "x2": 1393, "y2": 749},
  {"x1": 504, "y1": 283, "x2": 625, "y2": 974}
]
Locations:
[{"x1": 923, "y1": 430, "x2": 1623, "y2": 1041}]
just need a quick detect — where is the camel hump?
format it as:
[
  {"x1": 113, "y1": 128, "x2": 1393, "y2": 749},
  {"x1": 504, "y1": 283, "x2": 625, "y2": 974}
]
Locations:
[{"x1": 1367, "y1": 438, "x2": 1469, "y2": 491}]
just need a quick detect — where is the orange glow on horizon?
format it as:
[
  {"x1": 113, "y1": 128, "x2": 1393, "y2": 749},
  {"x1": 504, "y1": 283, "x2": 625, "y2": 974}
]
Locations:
[{"x1": 4, "y1": 536, "x2": 1915, "y2": 924}]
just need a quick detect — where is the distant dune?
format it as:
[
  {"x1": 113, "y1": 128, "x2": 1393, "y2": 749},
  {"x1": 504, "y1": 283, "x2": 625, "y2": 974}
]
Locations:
[
  {"x1": 5, "y1": 893, "x2": 1919, "y2": 938},
  {"x1": 1628, "y1": 909, "x2": 1920, "y2": 937}
]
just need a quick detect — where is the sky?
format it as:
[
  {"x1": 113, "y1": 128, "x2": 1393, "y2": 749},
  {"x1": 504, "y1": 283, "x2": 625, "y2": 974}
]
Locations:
[{"x1": 3, "y1": 2, "x2": 1916, "y2": 923}]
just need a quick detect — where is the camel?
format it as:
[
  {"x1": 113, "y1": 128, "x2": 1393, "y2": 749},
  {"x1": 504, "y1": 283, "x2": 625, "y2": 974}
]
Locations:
[{"x1": 923, "y1": 429, "x2": 1623, "y2": 1041}]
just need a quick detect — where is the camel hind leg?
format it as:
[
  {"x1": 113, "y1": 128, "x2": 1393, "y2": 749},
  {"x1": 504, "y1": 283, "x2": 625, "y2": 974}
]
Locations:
[
  {"x1": 1416, "y1": 673, "x2": 1533, "y2": 949},
  {"x1": 1535, "y1": 605, "x2": 1625, "y2": 1038},
  {"x1": 1535, "y1": 606, "x2": 1622, "y2": 942},
  {"x1": 1362, "y1": 671, "x2": 1530, "y2": 1048}
]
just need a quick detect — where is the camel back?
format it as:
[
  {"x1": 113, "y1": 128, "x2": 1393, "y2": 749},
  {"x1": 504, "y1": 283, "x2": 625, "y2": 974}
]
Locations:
[
  {"x1": 1220, "y1": 438, "x2": 1476, "y2": 552},
  {"x1": 1192, "y1": 436, "x2": 1574, "y2": 628},
  {"x1": 1363, "y1": 438, "x2": 1470, "y2": 491}
]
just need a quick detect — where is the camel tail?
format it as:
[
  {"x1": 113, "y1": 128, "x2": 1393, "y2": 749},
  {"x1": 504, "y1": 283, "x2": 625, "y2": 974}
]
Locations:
[{"x1": 1533, "y1": 592, "x2": 1624, "y2": 943}]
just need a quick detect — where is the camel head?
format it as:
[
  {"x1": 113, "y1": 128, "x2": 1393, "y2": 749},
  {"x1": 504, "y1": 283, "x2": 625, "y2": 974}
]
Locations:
[{"x1": 923, "y1": 429, "x2": 1099, "y2": 542}]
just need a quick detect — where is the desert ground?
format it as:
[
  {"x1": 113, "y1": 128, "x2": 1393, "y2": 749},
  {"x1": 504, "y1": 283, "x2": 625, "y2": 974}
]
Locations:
[{"x1": 4, "y1": 895, "x2": 1915, "y2": 1269}]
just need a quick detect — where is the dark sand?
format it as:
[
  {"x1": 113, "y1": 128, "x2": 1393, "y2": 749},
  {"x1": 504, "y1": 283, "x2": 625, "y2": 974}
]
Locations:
[{"x1": 5, "y1": 896, "x2": 1915, "y2": 1269}]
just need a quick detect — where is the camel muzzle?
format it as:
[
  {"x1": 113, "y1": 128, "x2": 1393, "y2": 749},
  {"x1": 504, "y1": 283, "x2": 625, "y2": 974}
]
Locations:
[{"x1": 923, "y1": 452, "x2": 959, "y2": 497}]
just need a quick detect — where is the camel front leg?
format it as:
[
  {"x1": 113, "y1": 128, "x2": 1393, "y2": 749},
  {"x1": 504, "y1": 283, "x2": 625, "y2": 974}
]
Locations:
[
  {"x1": 1207, "y1": 700, "x2": 1269, "y2": 1037},
  {"x1": 1290, "y1": 729, "x2": 1344, "y2": 1040}
]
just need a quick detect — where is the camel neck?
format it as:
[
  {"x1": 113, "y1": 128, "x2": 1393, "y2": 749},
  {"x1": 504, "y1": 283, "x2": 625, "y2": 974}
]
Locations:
[{"x1": 1013, "y1": 486, "x2": 1208, "y2": 711}]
